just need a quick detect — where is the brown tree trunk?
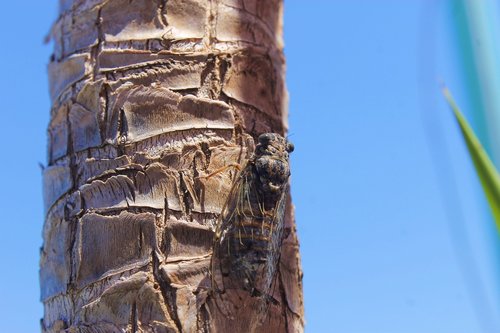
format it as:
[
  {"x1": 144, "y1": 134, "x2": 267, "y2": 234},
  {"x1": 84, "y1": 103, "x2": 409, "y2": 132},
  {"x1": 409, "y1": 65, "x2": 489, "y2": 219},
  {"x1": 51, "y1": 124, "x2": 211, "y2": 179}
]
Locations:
[{"x1": 41, "y1": 0, "x2": 304, "y2": 332}]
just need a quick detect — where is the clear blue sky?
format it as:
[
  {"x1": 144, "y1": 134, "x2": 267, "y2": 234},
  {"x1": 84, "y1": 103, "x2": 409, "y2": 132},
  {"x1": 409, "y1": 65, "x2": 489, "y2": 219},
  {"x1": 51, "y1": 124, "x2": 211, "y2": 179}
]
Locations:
[{"x1": 0, "y1": 1, "x2": 499, "y2": 332}]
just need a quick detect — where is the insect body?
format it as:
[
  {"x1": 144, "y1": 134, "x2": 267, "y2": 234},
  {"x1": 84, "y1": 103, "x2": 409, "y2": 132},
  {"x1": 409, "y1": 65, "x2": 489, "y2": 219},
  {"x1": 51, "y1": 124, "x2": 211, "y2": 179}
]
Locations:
[{"x1": 211, "y1": 133, "x2": 294, "y2": 314}]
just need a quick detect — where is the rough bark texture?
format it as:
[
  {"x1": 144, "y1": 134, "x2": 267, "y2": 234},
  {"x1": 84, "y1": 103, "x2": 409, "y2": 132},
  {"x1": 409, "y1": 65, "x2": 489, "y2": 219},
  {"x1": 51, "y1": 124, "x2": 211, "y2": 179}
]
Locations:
[{"x1": 41, "y1": 0, "x2": 304, "y2": 332}]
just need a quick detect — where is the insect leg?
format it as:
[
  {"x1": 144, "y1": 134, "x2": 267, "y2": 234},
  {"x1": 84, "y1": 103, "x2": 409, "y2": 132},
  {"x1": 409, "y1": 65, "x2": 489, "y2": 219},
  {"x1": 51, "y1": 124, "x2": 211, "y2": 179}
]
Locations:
[{"x1": 196, "y1": 163, "x2": 241, "y2": 180}]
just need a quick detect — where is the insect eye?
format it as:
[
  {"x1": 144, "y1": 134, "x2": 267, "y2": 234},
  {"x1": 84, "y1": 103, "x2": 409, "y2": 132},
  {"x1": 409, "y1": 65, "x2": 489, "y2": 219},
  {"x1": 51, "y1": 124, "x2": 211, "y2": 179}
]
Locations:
[
  {"x1": 258, "y1": 133, "x2": 274, "y2": 145},
  {"x1": 286, "y1": 142, "x2": 294, "y2": 153}
]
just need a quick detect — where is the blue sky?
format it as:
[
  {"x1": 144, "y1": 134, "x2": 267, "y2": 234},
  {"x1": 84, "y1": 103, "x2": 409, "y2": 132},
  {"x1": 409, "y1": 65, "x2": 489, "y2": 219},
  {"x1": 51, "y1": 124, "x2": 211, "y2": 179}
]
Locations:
[
  {"x1": 0, "y1": 1, "x2": 498, "y2": 332},
  {"x1": 286, "y1": 1, "x2": 500, "y2": 332}
]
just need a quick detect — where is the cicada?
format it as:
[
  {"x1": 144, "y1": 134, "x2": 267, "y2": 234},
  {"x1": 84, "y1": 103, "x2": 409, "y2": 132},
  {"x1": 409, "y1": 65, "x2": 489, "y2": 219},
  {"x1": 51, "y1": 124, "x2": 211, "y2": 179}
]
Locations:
[{"x1": 210, "y1": 133, "x2": 294, "y2": 317}]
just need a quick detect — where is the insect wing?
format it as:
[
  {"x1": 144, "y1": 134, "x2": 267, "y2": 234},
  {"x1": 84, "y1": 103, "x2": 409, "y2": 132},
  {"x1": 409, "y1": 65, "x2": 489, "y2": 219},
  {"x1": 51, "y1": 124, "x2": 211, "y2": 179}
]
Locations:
[
  {"x1": 260, "y1": 182, "x2": 289, "y2": 306},
  {"x1": 211, "y1": 166, "x2": 255, "y2": 292}
]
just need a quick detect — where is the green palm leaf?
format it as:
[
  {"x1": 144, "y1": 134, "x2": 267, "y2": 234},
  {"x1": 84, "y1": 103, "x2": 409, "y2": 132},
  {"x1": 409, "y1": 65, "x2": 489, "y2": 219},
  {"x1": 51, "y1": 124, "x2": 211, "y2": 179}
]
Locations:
[{"x1": 443, "y1": 88, "x2": 500, "y2": 229}]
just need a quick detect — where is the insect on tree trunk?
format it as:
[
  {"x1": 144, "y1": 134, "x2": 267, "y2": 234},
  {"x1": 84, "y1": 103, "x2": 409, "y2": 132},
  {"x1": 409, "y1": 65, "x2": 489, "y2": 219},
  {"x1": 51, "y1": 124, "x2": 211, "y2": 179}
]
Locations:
[{"x1": 41, "y1": 0, "x2": 304, "y2": 332}]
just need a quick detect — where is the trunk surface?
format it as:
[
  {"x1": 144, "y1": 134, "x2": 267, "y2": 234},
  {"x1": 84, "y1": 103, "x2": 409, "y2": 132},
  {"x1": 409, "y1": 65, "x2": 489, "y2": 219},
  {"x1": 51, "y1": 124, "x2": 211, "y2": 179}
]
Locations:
[{"x1": 41, "y1": 0, "x2": 304, "y2": 332}]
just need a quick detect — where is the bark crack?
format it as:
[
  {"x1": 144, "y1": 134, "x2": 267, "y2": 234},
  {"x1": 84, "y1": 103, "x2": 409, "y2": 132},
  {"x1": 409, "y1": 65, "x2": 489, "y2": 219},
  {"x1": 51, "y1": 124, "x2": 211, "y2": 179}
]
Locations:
[
  {"x1": 178, "y1": 171, "x2": 194, "y2": 220},
  {"x1": 278, "y1": 270, "x2": 290, "y2": 332},
  {"x1": 163, "y1": 193, "x2": 170, "y2": 225},
  {"x1": 130, "y1": 301, "x2": 138, "y2": 333},
  {"x1": 117, "y1": 107, "x2": 129, "y2": 156},
  {"x1": 198, "y1": 55, "x2": 218, "y2": 99},
  {"x1": 203, "y1": 0, "x2": 218, "y2": 49},
  {"x1": 158, "y1": 0, "x2": 169, "y2": 29},
  {"x1": 152, "y1": 250, "x2": 183, "y2": 333},
  {"x1": 197, "y1": 300, "x2": 211, "y2": 333},
  {"x1": 66, "y1": 93, "x2": 79, "y2": 299},
  {"x1": 91, "y1": 7, "x2": 104, "y2": 80}
]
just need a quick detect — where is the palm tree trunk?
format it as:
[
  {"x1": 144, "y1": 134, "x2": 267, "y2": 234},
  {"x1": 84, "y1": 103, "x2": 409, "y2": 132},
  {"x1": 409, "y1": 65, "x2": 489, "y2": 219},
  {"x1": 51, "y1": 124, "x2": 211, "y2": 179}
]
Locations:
[{"x1": 41, "y1": 0, "x2": 304, "y2": 332}]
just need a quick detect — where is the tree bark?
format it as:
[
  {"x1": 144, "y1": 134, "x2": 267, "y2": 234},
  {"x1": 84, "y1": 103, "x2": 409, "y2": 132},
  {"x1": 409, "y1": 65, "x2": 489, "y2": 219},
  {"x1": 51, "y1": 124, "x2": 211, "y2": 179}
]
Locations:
[{"x1": 41, "y1": 0, "x2": 304, "y2": 332}]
